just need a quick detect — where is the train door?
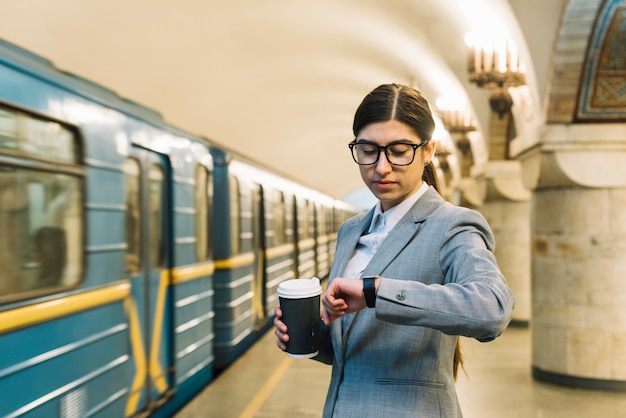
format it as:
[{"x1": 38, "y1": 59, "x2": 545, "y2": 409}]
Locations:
[
  {"x1": 124, "y1": 145, "x2": 173, "y2": 415},
  {"x1": 251, "y1": 183, "x2": 266, "y2": 329}
]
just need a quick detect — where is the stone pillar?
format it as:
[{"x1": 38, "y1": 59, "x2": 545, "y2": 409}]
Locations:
[
  {"x1": 519, "y1": 124, "x2": 626, "y2": 390},
  {"x1": 456, "y1": 174, "x2": 485, "y2": 210},
  {"x1": 481, "y1": 161, "x2": 531, "y2": 325}
]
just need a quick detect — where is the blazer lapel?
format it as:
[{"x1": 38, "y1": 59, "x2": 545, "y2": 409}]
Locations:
[
  {"x1": 361, "y1": 187, "x2": 443, "y2": 278},
  {"x1": 328, "y1": 209, "x2": 373, "y2": 281}
]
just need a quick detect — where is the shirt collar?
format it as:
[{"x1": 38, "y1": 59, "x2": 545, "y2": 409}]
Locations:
[{"x1": 368, "y1": 181, "x2": 429, "y2": 234}]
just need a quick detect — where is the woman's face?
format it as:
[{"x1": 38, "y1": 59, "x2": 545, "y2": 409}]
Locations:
[{"x1": 356, "y1": 119, "x2": 435, "y2": 211}]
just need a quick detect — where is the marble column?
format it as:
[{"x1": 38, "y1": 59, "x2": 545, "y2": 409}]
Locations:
[{"x1": 519, "y1": 124, "x2": 626, "y2": 390}]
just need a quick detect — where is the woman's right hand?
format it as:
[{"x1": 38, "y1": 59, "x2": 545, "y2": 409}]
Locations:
[{"x1": 273, "y1": 306, "x2": 289, "y2": 351}]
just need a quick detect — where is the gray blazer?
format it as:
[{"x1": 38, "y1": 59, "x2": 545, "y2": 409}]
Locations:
[{"x1": 316, "y1": 187, "x2": 515, "y2": 418}]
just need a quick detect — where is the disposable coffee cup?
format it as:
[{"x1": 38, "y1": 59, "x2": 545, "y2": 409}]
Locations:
[{"x1": 277, "y1": 277, "x2": 322, "y2": 358}]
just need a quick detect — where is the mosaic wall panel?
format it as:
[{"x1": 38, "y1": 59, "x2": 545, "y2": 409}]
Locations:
[{"x1": 576, "y1": 0, "x2": 626, "y2": 121}]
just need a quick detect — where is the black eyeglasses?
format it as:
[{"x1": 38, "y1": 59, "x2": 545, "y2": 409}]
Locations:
[{"x1": 348, "y1": 140, "x2": 429, "y2": 166}]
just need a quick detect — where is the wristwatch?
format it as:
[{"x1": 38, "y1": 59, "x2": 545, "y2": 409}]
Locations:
[{"x1": 362, "y1": 276, "x2": 378, "y2": 308}]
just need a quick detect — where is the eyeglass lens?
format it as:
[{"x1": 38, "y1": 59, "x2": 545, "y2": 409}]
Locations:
[{"x1": 351, "y1": 143, "x2": 416, "y2": 165}]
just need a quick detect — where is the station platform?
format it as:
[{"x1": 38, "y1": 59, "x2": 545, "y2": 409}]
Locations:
[{"x1": 175, "y1": 325, "x2": 626, "y2": 418}]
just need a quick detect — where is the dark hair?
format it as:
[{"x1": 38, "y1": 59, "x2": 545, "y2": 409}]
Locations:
[
  {"x1": 422, "y1": 163, "x2": 439, "y2": 191},
  {"x1": 353, "y1": 83, "x2": 439, "y2": 189},
  {"x1": 352, "y1": 83, "x2": 436, "y2": 143}
]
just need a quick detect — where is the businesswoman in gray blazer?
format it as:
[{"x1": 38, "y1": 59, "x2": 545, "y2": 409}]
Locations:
[{"x1": 275, "y1": 83, "x2": 515, "y2": 418}]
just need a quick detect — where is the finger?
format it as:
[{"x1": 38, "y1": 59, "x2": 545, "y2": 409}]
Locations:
[
  {"x1": 325, "y1": 298, "x2": 347, "y2": 312},
  {"x1": 321, "y1": 308, "x2": 329, "y2": 325},
  {"x1": 322, "y1": 307, "x2": 344, "y2": 324},
  {"x1": 274, "y1": 326, "x2": 289, "y2": 342},
  {"x1": 273, "y1": 318, "x2": 287, "y2": 333},
  {"x1": 276, "y1": 337, "x2": 286, "y2": 351},
  {"x1": 323, "y1": 291, "x2": 344, "y2": 307}
]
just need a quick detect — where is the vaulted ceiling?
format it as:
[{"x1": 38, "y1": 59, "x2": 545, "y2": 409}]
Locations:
[{"x1": 0, "y1": 0, "x2": 568, "y2": 207}]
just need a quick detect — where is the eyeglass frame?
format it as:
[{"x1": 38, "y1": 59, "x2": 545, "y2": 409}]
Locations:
[{"x1": 348, "y1": 140, "x2": 430, "y2": 166}]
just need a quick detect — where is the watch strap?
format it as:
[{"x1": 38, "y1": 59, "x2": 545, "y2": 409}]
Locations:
[{"x1": 362, "y1": 276, "x2": 378, "y2": 308}]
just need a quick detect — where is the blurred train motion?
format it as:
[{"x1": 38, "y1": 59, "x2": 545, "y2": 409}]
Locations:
[{"x1": 0, "y1": 39, "x2": 358, "y2": 417}]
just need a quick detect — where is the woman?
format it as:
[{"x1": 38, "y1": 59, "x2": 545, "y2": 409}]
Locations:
[{"x1": 274, "y1": 83, "x2": 515, "y2": 417}]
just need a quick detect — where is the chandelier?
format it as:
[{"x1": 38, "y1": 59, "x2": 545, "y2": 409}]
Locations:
[
  {"x1": 465, "y1": 33, "x2": 526, "y2": 118},
  {"x1": 436, "y1": 99, "x2": 475, "y2": 157},
  {"x1": 437, "y1": 102, "x2": 476, "y2": 134}
]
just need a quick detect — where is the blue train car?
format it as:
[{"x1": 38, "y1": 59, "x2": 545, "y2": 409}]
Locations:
[
  {"x1": 0, "y1": 38, "x2": 359, "y2": 417},
  {"x1": 0, "y1": 39, "x2": 215, "y2": 417},
  {"x1": 210, "y1": 148, "x2": 343, "y2": 369}
]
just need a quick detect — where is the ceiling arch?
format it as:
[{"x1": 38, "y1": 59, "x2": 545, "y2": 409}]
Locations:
[{"x1": 0, "y1": 0, "x2": 571, "y2": 208}]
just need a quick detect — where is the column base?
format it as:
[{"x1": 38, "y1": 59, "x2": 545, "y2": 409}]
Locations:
[{"x1": 532, "y1": 367, "x2": 626, "y2": 392}]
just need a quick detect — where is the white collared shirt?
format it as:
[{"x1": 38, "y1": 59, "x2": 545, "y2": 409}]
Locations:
[{"x1": 341, "y1": 182, "x2": 429, "y2": 279}]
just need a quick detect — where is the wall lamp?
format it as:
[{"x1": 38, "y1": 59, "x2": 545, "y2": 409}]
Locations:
[
  {"x1": 436, "y1": 99, "x2": 475, "y2": 157},
  {"x1": 465, "y1": 32, "x2": 526, "y2": 118}
]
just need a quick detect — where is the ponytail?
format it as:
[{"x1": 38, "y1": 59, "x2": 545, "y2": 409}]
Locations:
[{"x1": 422, "y1": 162, "x2": 439, "y2": 191}]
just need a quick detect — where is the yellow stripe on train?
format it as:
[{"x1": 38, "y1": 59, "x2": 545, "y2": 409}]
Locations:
[
  {"x1": 265, "y1": 243, "x2": 295, "y2": 260},
  {"x1": 213, "y1": 252, "x2": 255, "y2": 270},
  {"x1": 298, "y1": 238, "x2": 316, "y2": 250},
  {"x1": 171, "y1": 261, "x2": 216, "y2": 284},
  {"x1": 0, "y1": 282, "x2": 130, "y2": 335},
  {"x1": 213, "y1": 245, "x2": 298, "y2": 269},
  {"x1": 150, "y1": 270, "x2": 169, "y2": 394}
]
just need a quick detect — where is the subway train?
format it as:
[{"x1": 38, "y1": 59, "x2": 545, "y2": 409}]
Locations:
[{"x1": 0, "y1": 39, "x2": 358, "y2": 417}]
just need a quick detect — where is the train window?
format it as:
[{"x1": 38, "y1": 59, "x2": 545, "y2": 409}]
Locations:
[
  {"x1": 0, "y1": 108, "x2": 18, "y2": 151},
  {"x1": 228, "y1": 175, "x2": 241, "y2": 255},
  {"x1": 149, "y1": 164, "x2": 165, "y2": 268},
  {"x1": 0, "y1": 107, "x2": 78, "y2": 163},
  {"x1": 124, "y1": 158, "x2": 141, "y2": 275},
  {"x1": 316, "y1": 205, "x2": 325, "y2": 236},
  {"x1": 328, "y1": 207, "x2": 333, "y2": 232},
  {"x1": 0, "y1": 106, "x2": 83, "y2": 303},
  {"x1": 305, "y1": 199, "x2": 315, "y2": 239},
  {"x1": 195, "y1": 165, "x2": 212, "y2": 261},
  {"x1": 273, "y1": 190, "x2": 285, "y2": 246},
  {"x1": 309, "y1": 201, "x2": 316, "y2": 237},
  {"x1": 284, "y1": 194, "x2": 295, "y2": 245},
  {"x1": 298, "y1": 198, "x2": 309, "y2": 240}
]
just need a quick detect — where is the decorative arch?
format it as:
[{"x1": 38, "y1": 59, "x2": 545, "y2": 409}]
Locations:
[
  {"x1": 545, "y1": 0, "x2": 604, "y2": 123},
  {"x1": 576, "y1": 0, "x2": 626, "y2": 121}
]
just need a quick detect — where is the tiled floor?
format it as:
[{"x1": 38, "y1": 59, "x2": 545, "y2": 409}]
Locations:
[
  {"x1": 176, "y1": 326, "x2": 626, "y2": 417},
  {"x1": 455, "y1": 327, "x2": 626, "y2": 418}
]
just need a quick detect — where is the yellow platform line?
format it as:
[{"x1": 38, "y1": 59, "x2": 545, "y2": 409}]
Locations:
[{"x1": 238, "y1": 356, "x2": 294, "y2": 418}]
